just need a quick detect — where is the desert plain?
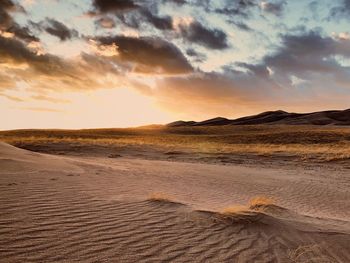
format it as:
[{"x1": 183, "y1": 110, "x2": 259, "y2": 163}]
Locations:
[{"x1": 0, "y1": 125, "x2": 349, "y2": 262}]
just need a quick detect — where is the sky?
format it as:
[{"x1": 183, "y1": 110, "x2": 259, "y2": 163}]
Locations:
[{"x1": 1, "y1": 0, "x2": 350, "y2": 129}]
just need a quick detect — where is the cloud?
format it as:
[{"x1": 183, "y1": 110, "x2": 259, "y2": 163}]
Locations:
[
  {"x1": 140, "y1": 8, "x2": 173, "y2": 31},
  {"x1": 0, "y1": 0, "x2": 38, "y2": 42},
  {"x1": 95, "y1": 35, "x2": 193, "y2": 74},
  {"x1": 107, "y1": 6, "x2": 174, "y2": 32},
  {"x1": 215, "y1": 0, "x2": 256, "y2": 19},
  {"x1": 88, "y1": 39, "x2": 119, "y2": 57},
  {"x1": 165, "y1": 0, "x2": 187, "y2": 5},
  {"x1": 177, "y1": 20, "x2": 229, "y2": 50},
  {"x1": 332, "y1": 32, "x2": 350, "y2": 41},
  {"x1": 0, "y1": 93, "x2": 24, "y2": 102},
  {"x1": 91, "y1": 0, "x2": 139, "y2": 14},
  {"x1": 0, "y1": 35, "x2": 76, "y2": 76},
  {"x1": 259, "y1": 30, "x2": 350, "y2": 83},
  {"x1": 148, "y1": 30, "x2": 350, "y2": 118},
  {"x1": 153, "y1": 69, "x2": 281, "y2": 118},
  {"x1": 95, "y1": 16, "x2": 116, "y2": 28},
  {"x1": 186, "y1": 48, "x2": 207, "y2": 62},
  {"x1": 230, "y1": 21, "x2": 252, "y2": 31},
  {"x1": 0, "y1": 72, "x2": 16, "y2": 91},
  {"x1": 92, "y1": 3, "x2": 228, "y2": 51},
  {"x1": 260, "y1": 1, "x2": 286, "y2": 16},
  {"x1": 20, "y1": 106, "x2": 63, "y2": 112},
  {"x1": 0, "y1": 33, "x2": 125, "y2": 94},
  {"x1": 329, "y1": 0, "x2": 350, "y2": 20},
  {"x1": 31, "y1": 95, "x2": 70, "y2": 103},
  {"x1": 42, "y1": 18, "x2": 79, "y2": 41}
]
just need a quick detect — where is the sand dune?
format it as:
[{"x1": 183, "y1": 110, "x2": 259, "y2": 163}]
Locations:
[
  {"x1": 168, "y1": 108, "x2": 350, "y2": 126},
  {"x1": 0, "y1": 142, "x2": 81, "y2": 173},
  {"x1": 0, "y1": 142, "x2": 349, "y2": 262}
]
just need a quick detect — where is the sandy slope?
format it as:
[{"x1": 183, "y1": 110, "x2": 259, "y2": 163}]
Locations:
[{"x1": 0, "y1": 142, "x2": 349, "y2": 262}]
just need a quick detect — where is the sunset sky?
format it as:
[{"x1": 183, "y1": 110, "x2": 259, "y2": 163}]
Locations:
[{"x1": 1, "y1": 0, "x2": 350, "y2": 129}]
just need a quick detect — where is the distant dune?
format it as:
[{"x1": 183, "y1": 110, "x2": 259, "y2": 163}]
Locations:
[{"x1": 167, "y1": 109, "x2": 350, "y2": 127}]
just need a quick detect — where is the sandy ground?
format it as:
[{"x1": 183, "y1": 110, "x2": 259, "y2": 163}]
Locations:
[{"x1": 0, "y1": 142, "x2": 349, "y2": 262}]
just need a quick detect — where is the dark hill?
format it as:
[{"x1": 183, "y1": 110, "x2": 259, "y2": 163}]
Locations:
[{"x1": 167, "y1": 109, "x2": 350, "y2": 127}]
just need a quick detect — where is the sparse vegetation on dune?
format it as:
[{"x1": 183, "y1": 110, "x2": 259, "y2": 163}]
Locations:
[
  {"x1": 1, "y1": 125, "x2": 350, "y2": 163},
  {"x1": 249, "y1": 196, "x2": 275, "y2": 210},
  {"x1": 221, "y1": 205, "x2": 248, "y2": 215},
  {"x1": 147, "y1": 192, "x2": 175, "y2": 203},
  {"x1": 288, "y1": 244, "x2": 336, "y2": 263},
  {"x1": 221, "y1": 196, "x2": 276, "y2": 216}
]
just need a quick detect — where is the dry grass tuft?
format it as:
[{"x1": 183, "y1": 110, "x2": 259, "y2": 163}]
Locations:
[
  {"x1": 147, "y1": 192, "x2": 174, "y2": 202},
  {"x1": 221, "y1": 205, "x2": 248, "y2": 215},
  {"x1": 221, "y1": 196, "x2": 275, "y2": 216},
  {"x1": 249, "y1": 196, "x2": 275, "y2": 210},
  {"x1": 288, "y1": 244, "x2": 336, "y2": 263}
]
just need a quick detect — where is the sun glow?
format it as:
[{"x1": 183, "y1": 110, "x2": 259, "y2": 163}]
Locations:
[{"x1": 1, "y1": 88, "x2": 171, "y2": 130}]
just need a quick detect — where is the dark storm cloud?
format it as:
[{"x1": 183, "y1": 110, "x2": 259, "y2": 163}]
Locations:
[
  {"x1": 0, "y1": 34, "x2": 117, "y2": 93},
  {"x1": 215, "y1": 0, "x2": 256, "y2": 19},
  {"x1": 96, "y1": 35, "x2": 193, "y2": 74},
  {"x1": 178, "y1": 21, "x2": 229, "y2": 50},
  {"x1": 261, "y1": 31, "x2": 350, "y2": 77},
  {"x1": 8, "y1": 25, "x2": 39, "y2": 42},
  {"x1": 224, "y1": 29, "x2": 350, "y2": 94},
  {"x1": 140, "y1": 8, "x2": 173, "y2": 31},
  {"x1": 186, "y1": 48, "x2": 207, "y2": 62},
  {"x1": 212, "y1": 0, "x2": 261, "y2": 32},
  {"x1": 92, "y1": 0, "x2": 139, "y2": 13},
  {"x1": 42, "y1": 18, "x2": 79, "y2": 41},
  {"x1": 215, "y1": 0, "x2": 286, "y2": 22},
  {"x1": 115, "y1": 12, "x2": 140, "y2": 28},
  {"x1": 0, "y1": 35, "x2": 75, "y2": 76},
  {"x1": 261, "y1": 1, "x2": 286, "y2": 16},
  {"x1": 153, "y1": 30, "x2": 350, "y2": 114},
  {"x1": 0, "y1": 0, "x2": 38, "y2": 42},
  {"x1": 329, "y1": 0, "x2": 350, "y2": 20},
  {"x1": 165, "y1": 0, "x2": 187, "y2": 5},
  {"x1": 112, "y1": 6, "x2": 174, "y2": 31},
  {"x1": 90, "y1": 1, "x2": 227, "y2": 51},
  {"x1": 230, "y1": 21, "x2": 252, "y2": 31},
  {"x1": 0, "y1": 0, "x2": 17, "y2": 28}
]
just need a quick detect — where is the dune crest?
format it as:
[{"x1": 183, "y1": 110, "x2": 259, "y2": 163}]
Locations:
[
  {"x1": 168, "y1": 108, "x2": 350, "y2": 126},
  {"x1": 0, "y1": 142, "x2": 80, "y2": 173}
]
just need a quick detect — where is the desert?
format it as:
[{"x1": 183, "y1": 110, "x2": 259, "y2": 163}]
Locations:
[
  {"x1": 2, "y1": 0, "x2": 350, "y2": 261},
  {"x1": 1, "y1": 123, "x2": 350, "y2": 262}
]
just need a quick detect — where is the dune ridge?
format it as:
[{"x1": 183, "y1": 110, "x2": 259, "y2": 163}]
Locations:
[
  {"x1": 0, "y1": 142, "x2": 349, "y2": 262},
  {"x1": 168, "y1": 108, "x2": 350, "y2": 127}
]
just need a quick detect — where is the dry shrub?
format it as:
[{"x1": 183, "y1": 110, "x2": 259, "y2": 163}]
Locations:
[
  {"x1": 221, "y1": 205, "x2": 247, "y2": 215},
  {"x1": 288, "y1": 244, "x2": 336, "y2": 263},
  {"x1": 249, "y1": 196, "x2": 275, "y2": 210},
  {"x1": 147, "y1": 192, "x2": 174, "y2": 202},
  {"x1": 221, "y1": 196, "x2": 275, "y2": 216}
]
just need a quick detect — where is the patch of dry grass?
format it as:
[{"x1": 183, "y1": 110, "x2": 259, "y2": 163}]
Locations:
[
  {"x1": 1, "y1": 125, "x2": 350, "y2": 162},
  {"x1": 288, "y1": 244, "x2": 336, "y2": 263},
  {"x1": 147, "y1": 192, "x2": 175, "y2": 203},
  {"x1": 221, "y1": 196, "x2": 275, "y2": 216},
  {"x1": 221, "y1": 205, "x2": 248, "y2": 215},
  {"x1": 249, "y1": 196, "x2": 275, "y2": 210}
]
